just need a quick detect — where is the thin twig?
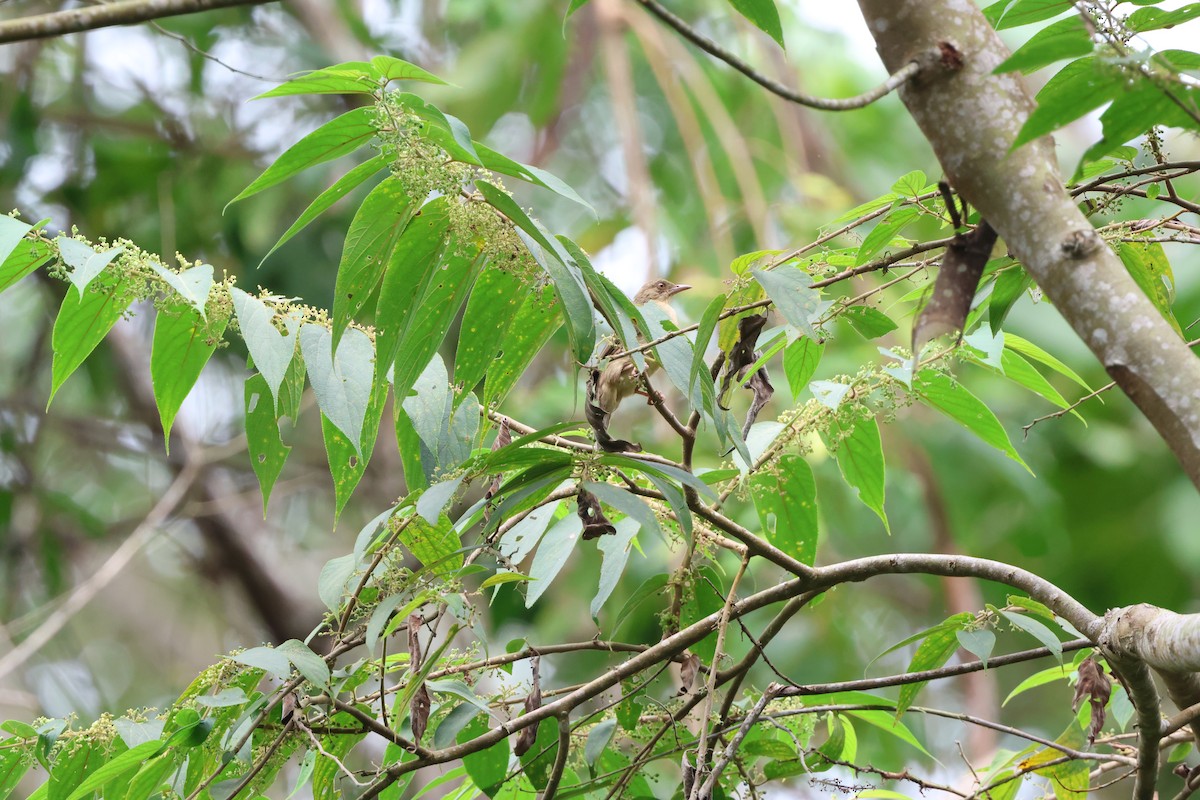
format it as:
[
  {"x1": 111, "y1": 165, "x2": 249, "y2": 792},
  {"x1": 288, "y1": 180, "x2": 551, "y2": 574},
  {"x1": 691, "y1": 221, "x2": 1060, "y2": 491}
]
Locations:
[{"x1": 0, "y1": 0, "x2": 277, "y2": 43}]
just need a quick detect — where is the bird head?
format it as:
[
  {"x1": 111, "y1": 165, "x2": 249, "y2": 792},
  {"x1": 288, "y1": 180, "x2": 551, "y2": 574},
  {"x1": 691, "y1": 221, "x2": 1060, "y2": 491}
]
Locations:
[{"x1": 633, "y1": 279, "x2": 692, "y2": 305}]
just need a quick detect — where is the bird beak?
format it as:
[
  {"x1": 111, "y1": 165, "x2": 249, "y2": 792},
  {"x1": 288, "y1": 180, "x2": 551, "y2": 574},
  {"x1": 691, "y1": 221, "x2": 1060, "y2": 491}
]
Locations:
[{"x1": 669, "y1": 284, "x2": 692, "y2": 297}]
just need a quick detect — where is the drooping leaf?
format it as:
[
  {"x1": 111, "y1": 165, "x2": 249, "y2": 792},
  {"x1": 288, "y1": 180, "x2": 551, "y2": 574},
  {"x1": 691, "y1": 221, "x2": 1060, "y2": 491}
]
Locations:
[
  {"x1": 370, "y1": 55, "x2": 450, "y2": 86},
  {"x1": 726, "y1": 0, "x2": 785, "y2": 47},
  {"x1": 151, "y1": 303, "x2": 229, "y2": 445},
  {"x1": 843, "y1": 305, "x2": 898, "y2": 340},
  {"x1": 1014, "y1": 57, "x2": 1125, "y2": 148},
  {"x1": 1000, "y1": 609, "x2": 1063, "y2": 661},
  {"x1": 591, "y1": 518, "x2": 639, "y2": 620},
  {"x1": 229, "y1": 287, "x2": 301, "y2": 409},
  {"x1": 484, "y1": 283, "x2": 562, "y2": 408},
  {"x1": 261, "y1": 154, "x2": 387, "y2": 265},
  {"x1": 0, "y1": 229, "x2": 51, "y2": 295},
  {"x1": 459, "y1": 715, "x2": 508, "y2": 797},
  {"x1": 896, "y1": 613, "x2": 973, "y2": 717},
  {"x1": 227, "y1": 107, "x2": 378, "y2": 206},
  {"x1": 300, "y1": 324, "x2": 375, "y2": 454},
  {"x1": 957, "y1": 629, "x2": 997, "y2": 666},
  {"x1": 322, "y1": 380, "x2": 388, "y2": 522},
  {"x1": 752, "y1": 267, "x2": 826, "y2": 340},
  {"x1": 148, "y1": 262, "x2": 213, "y2": 320},
  {"x1": 0, "y1": 216, "x2": 33, "y2": 265},
  {"x1": 831, "y1": 415, "x2": 889, "y2": 533},
  {"x1": 402, "y1": 354, "x2": 479, "y2": 477},
  {"x1": 1116, "y1": 240, "x2": 1181, "y2": 335},
  {"x1": 254, "y1": 61, "x2": 379, "y2": 98},
  {"x1": 584, "y1": 481, "x2": 664, "y2": 543},
  {"x1": 332, "y1": 176, "x2": 416, "y2": 347},
  {"x1": 856, "y1": 207, "x2": 919, "y2": 265},
  {"x1": 401, "y1": 514, "x2": 464, "y2": 575},
  {"x1": 277, "y1": 639, "x2": 331, "y2": 686},
  {"x1": 526, "y1": 513, "x2": 582, "y2": 607},
  {"x1": 690, "y1": 292, "x2": 727, "y2": 393},
  {"x1": 751, "y1": 454, "x2": 819, "y2": 564},
  {"x1": 454, "y1": 266, "x2": 527, "y2": 401},
  {"x1": 914, "y1": 369, "x2": 1030, "y2": 471},
  {"x1": 49, "y1": 278, "x2": 134, "y2": 405},
  {"x1": 995, "y1": 15, "x2": 1094, "y2": 74},
  {"x1": 995, "y1": 0, "x2": 1073, "y2": 30},
  {"x1": 784, "y1": 336, "x2": 824, "y2": 397},
  {"x1": 57, "y1": 238, "x2": 124, "y2": 293},
  {"x1": 244, "y1": 375, "x2": 291, "y2": 514}
]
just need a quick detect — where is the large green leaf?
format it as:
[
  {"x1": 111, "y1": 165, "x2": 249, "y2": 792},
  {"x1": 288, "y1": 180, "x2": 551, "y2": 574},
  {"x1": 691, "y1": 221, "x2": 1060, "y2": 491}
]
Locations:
[
  {"x1": 0, "y1": 229, "x2": 51, "y2": 295},
  {"x1": 63, "y1": 740, "x2": 167, "y2": 800},
  {"x1": 459, "y1": 715, "x2": 508, "y2": 797},
  {"x1": 752, "y1": 267, "x2": 825, "y2": 340},
  {"x1": 373, "y1": 199, "x2": 451, "y2": 381},
  {"x1": 1014, "y1": 57, "x2": 1124, "y2": 148},
  {"x1": 751, "y1": 454, "x2": 819, "y2": 565},
  {"x1": 476, "y1": 181, "x2": 593, "y2": 364},
  {"x1": 402, "y1": 354, "x2": 479, "y2": 478},
  {"x1": 1116, "y1": 240, "x2": 1181, "y2": 334},
  {"x1": 322, "y1": 380, "x2": 388, "y2": 522},
  {"x1": 244, "y1": 374, "x2": 292, "y2": 514},
  {"x1": 227, "y1": 106, "x2": 378, "y2": 206},
  {"x1": 855, "y1": 207, "x2": 919, "y2": 265},
  {"x1": 148, "y1": 262, "x2": 212, "y2": 320},
  {"x1": 151, "y1": 302, "x2": 229, "y2": 445},
  {"x1": 995, "y1": 15, "x2": 1093, "y2": 74},
  {"x1": 526, "y1": 512, "x2": 583, "y2": 607},
  {"x1": 229, "y1": 287, "x2": 301, "y2": 409},
  {"x1": 332, "y1": 176, "x2": 416, "y2": 347},
  {"x1": 914, "y1": 370, "x2": 1030, "y2": 471},
  {"x1": 832, "y1": 415, "x2": 889, "y2": 533},
  {"x1": 726, "y1": 0, "x2": 784, "y2": 46},
  {"x1": 300, "y1": 324, "x2": 375, "y2": 454},
  {"x1": 0, "y1": 216, "x2": 31, "y2": 265},
  {"x1": 254, "y1": 62, "x2": 379, "y2": 98},
  {"x1": 784, "y1": 336, "x2": 824, "y2": 397},
  {"x1": 591, "y1": 517, "x2": 639, "y2": 620},
  {"x1": 390, "y1": 243, "x2": 485, "y2": 404},
  {"x1": 403, "y1": 513, "x2": 464, "y2": 575},
  {"x1": 896, "y1": 613, "x2": 973, "y2": 717},
  {"x1": 49, "y1": 278, "x2": 134, "y2": 405},
  {"x1": 454, "y1": 266, "x2": 527, "y2": 400},
  {"x1": 483, "y1": 283, "x2": 562, "y2": 408},
  {"x1": 261, "y1": 154, "x2": 387, "y2": 265}
]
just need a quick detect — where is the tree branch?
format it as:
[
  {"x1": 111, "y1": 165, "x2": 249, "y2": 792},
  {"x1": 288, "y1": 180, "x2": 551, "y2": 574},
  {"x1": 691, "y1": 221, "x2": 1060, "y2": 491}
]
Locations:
[{"x1": 0, "y1": 0, "x2": 277, "y2": 44}]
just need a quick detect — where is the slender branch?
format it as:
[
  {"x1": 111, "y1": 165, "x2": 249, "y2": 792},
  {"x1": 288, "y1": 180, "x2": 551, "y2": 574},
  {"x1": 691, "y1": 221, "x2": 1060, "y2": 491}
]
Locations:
[
  {"x1": 542, "y1": 715, "x2": 573, "y2": 799},
  {"x1": 0, "y1": 0, "x2": 277, "y2": 44},
  {"x1": 633, "y1": 0, "x2": 924, "y2": 111}
]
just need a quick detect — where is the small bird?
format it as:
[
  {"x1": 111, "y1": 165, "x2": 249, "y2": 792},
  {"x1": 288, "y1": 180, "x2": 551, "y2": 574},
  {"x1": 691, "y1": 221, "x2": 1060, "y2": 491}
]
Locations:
[{"x1": 585, "y1": 278, "x2": 690, "y2": 451}]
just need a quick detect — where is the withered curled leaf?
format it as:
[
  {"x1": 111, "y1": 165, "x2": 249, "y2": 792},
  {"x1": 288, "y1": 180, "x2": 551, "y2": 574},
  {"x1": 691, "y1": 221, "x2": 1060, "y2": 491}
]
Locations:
[
  {"x1": 514, "y1": 654, "x2": 543, "y2": 756},
  {"x1": 1072, "y1": 655, "x2": 1111, "y2": 745},
  {"x1": 577, "y1": 489, "x2": 617, "y2": 540}
]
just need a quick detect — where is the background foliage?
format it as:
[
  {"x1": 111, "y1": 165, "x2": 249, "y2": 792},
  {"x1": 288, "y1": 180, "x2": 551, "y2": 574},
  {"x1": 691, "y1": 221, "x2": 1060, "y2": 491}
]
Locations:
[{"x1": 0, "y1": 0, "x2": 1199, "y2": 798}]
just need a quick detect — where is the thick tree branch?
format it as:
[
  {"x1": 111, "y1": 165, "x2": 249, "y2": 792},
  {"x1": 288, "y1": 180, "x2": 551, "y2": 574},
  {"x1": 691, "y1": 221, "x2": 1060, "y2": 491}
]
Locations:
[
  {"x1": 0, "y1": 0, "x2": 277, "y2": 44},
  {"x1": 858, "y1": 0, "x2": 1200, "y2": 490}
]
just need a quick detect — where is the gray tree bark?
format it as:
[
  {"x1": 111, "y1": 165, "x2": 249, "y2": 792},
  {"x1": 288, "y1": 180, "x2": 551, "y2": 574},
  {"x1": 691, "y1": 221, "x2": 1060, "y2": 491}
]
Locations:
[{"x1": 858, "y1": 0, "x2": 1200, "y2": 490}]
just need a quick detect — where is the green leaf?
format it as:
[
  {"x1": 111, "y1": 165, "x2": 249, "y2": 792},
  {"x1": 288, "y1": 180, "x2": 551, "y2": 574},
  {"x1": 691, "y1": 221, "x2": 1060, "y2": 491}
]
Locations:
[
  {"x1": 0, "y1": 230, "x2": 51, "y2": 295},
  {"x1": 526, "y1": 513, "x2": 583, "y2": 607},
  {"x1": 1000, "y1": 610, "x2": 1063, "y2": 660},
  {"x1": 245, "y1": 374, "x2": 292, "y2": 513},
  {"x1": 896, "y1": 613, "x2": 973, "y2": 717},
  {"x1": 300, "y1": 324, "x2": 375, "y2": 454},
  {"x1": 454, "y1": 266, "x2": 527, "y2": 399},
  {"x1": 148, "y1": 262, "x2": 212, "y2": 320},
  {"x1": 988, "y1": 264, "x2": 1031, "y2": 329},
  {"x1": 332, "y1": 176, "x2": 416, "y2": 347},
  {"x1": 261, "y1": 154, "x2": 387, "y2": 265},
  {"x1": 1003, "y1": 333, "x2": 1091, "y2": 391},
  {"x1": 479, "y1": 572, "x2": 533, "y2": 590},
  {"x1": 322, "y1": 380, "x2": 388, "y2": 521},
  {"x1": 726, "y1": 0, "x2": 784, "y2": 47},
  {"x1": 370, "y1": 55, "x2": 449, "y2": 86},
  {"x1": 892, "y1": 170, "x2": 928, "y2": 197},
  {"x1": 831, "y1": 193, "x2": 898, "y2": 225},
  {"x1": 254, "y1": 62, "x2": 379, "y2": 98},
  {"x1": 459, "y1": 715, "x2": 507, "y2": 797},
  {"x1": 57, "y1": 238, "x2": 124, "y2": 293},
  {"x1": 402, "y1": 355, "x2": 479, "y2": 477},
  {"x1": 318, "y1": 553, "x2": 358, "y2": 613},
  {"x1": 402, "y1": 514, "x2": 464, "y2": 575},
  {"x1": 784, "y1": 336, "x2": 824, "y2": 397},
  {"x1": 592, "y1": 518, "x2": 639, "y2": 620},
  {"x1": 1002, "y1": 662, "x2": 1074, "y2": 705},
  {"x1": 957, "y1": 629, "x2": 996, "y2": 665},
  {"x1": 995, "y1": 15, "x2": 1094, "y2": 74},
  {"x1": 519, "y1": 718, "x2": 562, "y2": 791},
  {"x1": 690, "y1": 292, "x2": 727, "y2": 394},
  {"x1": 152, "y1": 303, "x2": 229, "y2": 445},
  {"x1": 388, "y1": 238, "x2": 484, "y2": 405},
  {"x1": 476, "y1": 181, "x2": 594, "y2": 364},
  {"x1": 612, "y1": 573, "x2": 670, "y2": 633},
  {"x1": 0, "y1": 216, "x2": 32, "y2": 265},
  {"x1": 843, "y1": 306, "x2": 898, "y2": 339},
  {"x1": 1127, "y1": 3, "x2": 1200, "y2": 31},
  {"x1": 49, "y1": 742, "x2": 98, "y2": 800},
  {"x1": 832, "y1": 416, "x2": 889, "y2": 532},
  {"x1": 227, "y1": 107, "x2": 378, "y2": 207},
  {"x1": 477, "y1": 145, "x2": 593, "y2": 211},
  {"x1": 585, "y1": 718, "x2": 617, "y2": 766},
  {"x1": 751, "y1": 454, "x2": 819, "y2": 565},
  {"x1": 277, "y1": 639, "x2": 331, "y2": 686},
  {"x1": 1014, "y1": 57, "x2": 1124, "y2": 148},
  {"x1": 229, "y1": 287, "x2": 300, "y2": 409},
  {"x1": 49, "y1": 278, "x2": 134, "y2": 405},
  {"x1": 0, "y1": 748, "x2": 31, "y2": 800},
  {"x1": 995, "y1": 348, "x2": 1077, "y2": 416},
  {"x1": 1117, "y1": 240, "x2": 1180, "y2": 334},
  {"x1": 231, "y1": 645, "x2": 292, "y2": 679},
  {"x1": 680, "y1": 566, "x2": 726, "y2": 662},
  {"x1": 995, "y1": 0, "x2": 1073, "y2": 29},
  {"x1": 752, "y1": 267, "x2": 825, "y2": 340},
  {"x1": 856, "y1": 207, "x2": 919, "y2": 265},
  {"x1": 484, "y1": 283, "x2": 563, "y2": 408},
  {"x1": 914, "y1": 369, "x2": 1030, "y2": 471},
  {"x1": 63, "y1": 740, "x2": 166, "y2": 800}
]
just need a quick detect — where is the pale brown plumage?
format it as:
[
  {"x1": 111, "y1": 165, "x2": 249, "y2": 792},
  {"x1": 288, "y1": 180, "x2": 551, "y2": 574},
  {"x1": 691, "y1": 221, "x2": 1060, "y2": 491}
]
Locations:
[{"x1": 592, "y1": 279, "x2": 691, "y2": 413}]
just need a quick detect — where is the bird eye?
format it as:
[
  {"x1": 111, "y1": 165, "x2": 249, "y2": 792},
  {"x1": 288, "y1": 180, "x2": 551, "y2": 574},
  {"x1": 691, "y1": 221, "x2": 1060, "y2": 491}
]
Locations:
[{"x1": 658, "y1": 281, "x2": 666, "y2": 288}]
